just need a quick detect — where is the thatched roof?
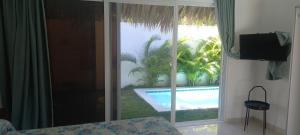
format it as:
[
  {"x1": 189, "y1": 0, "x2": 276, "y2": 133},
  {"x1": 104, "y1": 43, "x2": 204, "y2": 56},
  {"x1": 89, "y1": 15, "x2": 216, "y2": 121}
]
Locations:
[{"x1": 121, "y1": 4, "x2": 216, "y2": 32}]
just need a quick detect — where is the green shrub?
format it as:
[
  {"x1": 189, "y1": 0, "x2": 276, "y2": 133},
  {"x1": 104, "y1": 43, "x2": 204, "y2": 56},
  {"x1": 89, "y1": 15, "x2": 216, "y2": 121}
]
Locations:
[
  {"x1": 121, "y1": 35, "x2": 221, "y2": 87},
  {"x1": 177, "y1": 37, "x2": 221, "y2": 86},
  {"x1": 121, "y1": 35, "x2": 171, "y2": 87}
]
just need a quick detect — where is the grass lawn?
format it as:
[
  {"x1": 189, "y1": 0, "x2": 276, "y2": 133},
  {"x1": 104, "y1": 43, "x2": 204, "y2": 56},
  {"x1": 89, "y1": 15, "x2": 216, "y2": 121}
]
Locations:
[{"x1": 121, "y1": 88, "x2": 218, "y2": 122}]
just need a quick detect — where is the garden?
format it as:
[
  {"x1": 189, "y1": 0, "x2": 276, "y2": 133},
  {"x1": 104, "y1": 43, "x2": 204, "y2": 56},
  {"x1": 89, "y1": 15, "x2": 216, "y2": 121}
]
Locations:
[{"x1": 120, "y1": 35, "x2": 222, "y2": 121}]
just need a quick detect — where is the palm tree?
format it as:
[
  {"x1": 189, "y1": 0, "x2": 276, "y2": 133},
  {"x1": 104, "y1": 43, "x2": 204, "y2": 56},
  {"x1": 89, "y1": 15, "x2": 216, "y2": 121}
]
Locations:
[
  {"x1": 121, "y1": 35, "x2": 171, "y2": 87},
  {"x1": 177, "y1": 37, "x2": 221, "y2": 86},
  {"x1": 122, "y1": 35, "x2": 221, "y2": 87}
]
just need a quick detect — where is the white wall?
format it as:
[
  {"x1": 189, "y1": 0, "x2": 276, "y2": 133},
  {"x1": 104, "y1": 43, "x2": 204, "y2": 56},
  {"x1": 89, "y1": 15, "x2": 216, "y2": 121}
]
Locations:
[
  {"x1": 287, "y1": 7, "x2": 300, "y2": 135},
  {"x1": 251, "y1": 60, "x2": 290, "y2": 130},
  {"x1": 225, "y1": 0, "x2": 300, "y2": 132},
  {"x1": 223, "y1": 0, "x2": 263, "y2": 121},
  {"x1": 249, "y1": 0, "x2": 300, "y2": 131}
]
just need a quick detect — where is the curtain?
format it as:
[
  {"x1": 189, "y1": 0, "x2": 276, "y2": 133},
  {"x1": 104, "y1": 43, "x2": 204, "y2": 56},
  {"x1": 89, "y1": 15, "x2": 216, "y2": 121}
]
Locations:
[
  {"x1": 0, "y1": 0, "x2": 53, "y2": 130},
  {"x1": 0, "y1": 1, "x2": 8, "y2": 110},
  {"x1": 215, "y1": 0, "x2": 239, "y2": 58}
]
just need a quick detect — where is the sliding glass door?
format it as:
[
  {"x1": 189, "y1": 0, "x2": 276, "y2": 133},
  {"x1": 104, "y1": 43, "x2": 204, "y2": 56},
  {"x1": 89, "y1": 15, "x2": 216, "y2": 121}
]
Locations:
[
  {"x1": 104, "y1": 0, "x2": 223, "y2": 124},
  {"x1": 107, "y1": 2, "x2": 174, "y2": 121},
  {"x1": 175, "y1": 6, "x2": 221, "y2": 122}
]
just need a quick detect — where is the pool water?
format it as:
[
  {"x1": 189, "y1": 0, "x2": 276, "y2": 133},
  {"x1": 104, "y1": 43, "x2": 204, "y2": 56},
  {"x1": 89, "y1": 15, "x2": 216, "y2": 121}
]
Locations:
[{"x1": 134, "y1": 87, "x2": 219, "y2": 112}]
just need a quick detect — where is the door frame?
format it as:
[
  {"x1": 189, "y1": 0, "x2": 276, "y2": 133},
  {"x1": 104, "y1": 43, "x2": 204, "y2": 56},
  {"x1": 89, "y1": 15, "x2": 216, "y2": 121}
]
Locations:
[{"x1": 99, "y1": 0, "x2": 225, "y2": 125}]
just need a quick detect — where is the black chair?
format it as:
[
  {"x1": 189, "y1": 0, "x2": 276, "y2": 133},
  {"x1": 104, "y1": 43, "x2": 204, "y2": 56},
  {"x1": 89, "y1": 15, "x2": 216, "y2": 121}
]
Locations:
[{"x1": 244, "y1": 86, "x2": 270, "y2": 135}]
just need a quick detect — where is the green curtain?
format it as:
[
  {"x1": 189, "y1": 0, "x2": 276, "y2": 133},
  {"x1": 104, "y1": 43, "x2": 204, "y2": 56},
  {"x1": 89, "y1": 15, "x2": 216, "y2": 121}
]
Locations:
[
  {"x1": 215, "y1": 0, "x2": 239, "y2": 58},
  {"x1": 0, "y1": 0, "x2": 52, "y2": 130},
  {"x1": 0, "y1": 1, "x2": 9, "y2": 111}
]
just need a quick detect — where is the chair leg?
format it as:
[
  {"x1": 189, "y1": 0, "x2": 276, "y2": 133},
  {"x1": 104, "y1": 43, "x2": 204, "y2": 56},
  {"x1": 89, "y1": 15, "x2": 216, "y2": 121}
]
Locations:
[
  {"x1": 247, "y1": 109, "x2": 250, "y2": 126},
  {"x1": 244, "y1": 108, "x2": 247, "y2": 131},
  {"x1": 264, "y1": 111, "x2": 267, "y2": 129},
  {"x1": 244, "y1": 108, "x2": 249, "y2": 131},
  {"x1": 263, "y1": 110, "x2": 266, "y2": 135}
]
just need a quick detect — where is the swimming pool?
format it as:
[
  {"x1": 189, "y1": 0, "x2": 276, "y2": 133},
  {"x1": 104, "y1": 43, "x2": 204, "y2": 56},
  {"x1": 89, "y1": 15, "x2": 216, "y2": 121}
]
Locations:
[{"x1": 134, "y1": 87, "x2": 219, "y2": 112}]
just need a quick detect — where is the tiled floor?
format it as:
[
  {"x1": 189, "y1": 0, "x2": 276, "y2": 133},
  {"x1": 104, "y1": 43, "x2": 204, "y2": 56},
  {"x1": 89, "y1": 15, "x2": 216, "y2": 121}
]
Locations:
[{"x1": 177, "y1": 120, "x2": 283, "y2": 135}]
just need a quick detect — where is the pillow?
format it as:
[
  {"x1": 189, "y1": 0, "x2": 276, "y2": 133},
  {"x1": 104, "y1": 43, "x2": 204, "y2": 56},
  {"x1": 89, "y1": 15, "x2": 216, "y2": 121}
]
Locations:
[{"x1": 0, "y1": 119, "x2": 15, "y2": 134}]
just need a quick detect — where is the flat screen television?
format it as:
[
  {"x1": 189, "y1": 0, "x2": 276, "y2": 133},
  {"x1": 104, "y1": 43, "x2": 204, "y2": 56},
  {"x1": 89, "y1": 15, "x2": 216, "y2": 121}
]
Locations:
[{"x1": 239, "y1": 33, "x2": 289, "y2": 61}]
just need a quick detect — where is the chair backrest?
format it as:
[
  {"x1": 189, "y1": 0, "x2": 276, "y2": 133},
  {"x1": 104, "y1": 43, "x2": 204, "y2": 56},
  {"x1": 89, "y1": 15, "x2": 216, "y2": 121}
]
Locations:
[{"x1": 248, "y1": 86, "x2": 267, "y2": 102}]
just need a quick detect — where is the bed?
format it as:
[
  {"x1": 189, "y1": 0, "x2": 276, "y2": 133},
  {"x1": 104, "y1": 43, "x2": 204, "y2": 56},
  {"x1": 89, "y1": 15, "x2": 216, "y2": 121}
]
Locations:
[{"x1": 3, "y1": 117, "x2": 181, "y2": 135}]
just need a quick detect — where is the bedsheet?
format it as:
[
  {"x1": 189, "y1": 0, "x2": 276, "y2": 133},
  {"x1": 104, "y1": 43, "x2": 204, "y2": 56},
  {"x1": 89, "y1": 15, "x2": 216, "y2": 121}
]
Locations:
[{"x1": 8, "y1": 117, "x2": 181, "y2": 135}]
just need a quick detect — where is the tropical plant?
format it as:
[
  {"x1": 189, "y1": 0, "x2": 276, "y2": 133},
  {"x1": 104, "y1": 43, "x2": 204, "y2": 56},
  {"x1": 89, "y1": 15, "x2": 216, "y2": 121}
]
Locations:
[
  {"x1": 121, "y1": 35, "x2": 171, "y2": 87},
  {"x1": 177, "y1": 36, "x2": 221, "y2": 86},
  {"x1": 121, "y1": 53, "x2": 137, "y2": 63},
  {"x1": 122, "y1": 35, "x2": 221, "y2": 87}
]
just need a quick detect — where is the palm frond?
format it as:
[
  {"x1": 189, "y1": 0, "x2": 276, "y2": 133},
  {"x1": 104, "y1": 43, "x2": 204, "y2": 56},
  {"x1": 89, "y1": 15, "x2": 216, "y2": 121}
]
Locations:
[
  {"x1": 121, "y1": 53, "x2": 137, "y2": 63},
  {"x1": 129, "y1": 67, "x2": 145, "y2": 76},
  {"x1": 144, "y1": 35, "x2": 161, "y2": 57}
]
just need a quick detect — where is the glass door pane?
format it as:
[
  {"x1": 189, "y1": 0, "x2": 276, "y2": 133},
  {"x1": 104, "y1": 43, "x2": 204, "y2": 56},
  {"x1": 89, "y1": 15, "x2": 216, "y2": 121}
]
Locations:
[
  {"x1": 175, "y1": 6, "x2": 221, "y2": 122},
  {"x1": 110, "y1": 3, "x2": 174, "y2": 121}
]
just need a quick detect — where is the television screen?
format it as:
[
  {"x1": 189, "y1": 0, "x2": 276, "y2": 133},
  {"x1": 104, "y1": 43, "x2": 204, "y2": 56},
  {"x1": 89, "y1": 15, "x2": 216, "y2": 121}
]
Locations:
[{"x1": 240, "y1": 33, "x2": 288, "y2": 61}]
